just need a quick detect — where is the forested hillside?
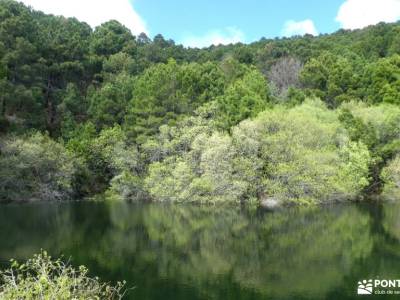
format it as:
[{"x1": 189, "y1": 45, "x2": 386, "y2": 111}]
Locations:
[{"x1": 0, "y1": 0, "x2": 399, "y2": 204}]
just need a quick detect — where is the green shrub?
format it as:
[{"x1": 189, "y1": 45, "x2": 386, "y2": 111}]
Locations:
[
  {"x1": 143, "y1": 99, "x2": 372, "y2": 205},
  {"x1": 381, "y1": 155, "x2": 400, "y2": 200},
  {"x1": 339, "y1": 102, "x2": 400, "y2": 192},
  {"x1": 0, "y1": 133, "x2": 77, "y2": 201},
  {"x1": 0, "y1": 251, "x2": 125, "y2": 300},
  {"x1": 235, "y1": 99, "x2": 371, "y2": 204},
  {"x1": 66, "y1": 124, "x2": 141, "y2": 196}
]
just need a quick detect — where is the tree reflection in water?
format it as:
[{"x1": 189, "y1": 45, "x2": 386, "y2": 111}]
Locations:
[{"x1": 0, "y1": 201, "x2": 400, "y2": 300}]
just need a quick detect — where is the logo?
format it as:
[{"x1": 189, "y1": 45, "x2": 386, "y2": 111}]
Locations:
[
  {"x1": 357, "y1": 279, "x2": 400, "y2": 295},
  {"x1": 358, "y1": 279, "x2": 373, "y2": 295}
]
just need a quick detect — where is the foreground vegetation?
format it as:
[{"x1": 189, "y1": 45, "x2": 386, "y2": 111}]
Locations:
[
  {"x1": 0, "y1": 252, "x2": 125, "y2": 299},
  {"x1": 0, "y1": 0, "x2": 399, "y2": 204}
]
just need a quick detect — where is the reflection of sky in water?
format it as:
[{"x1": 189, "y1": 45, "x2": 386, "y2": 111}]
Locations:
[{"x1": 0, "y1": 201, "x2": 399, "y2": 300}]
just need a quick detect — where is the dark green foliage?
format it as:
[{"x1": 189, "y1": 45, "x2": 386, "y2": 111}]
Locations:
[
  {"x1": 90, "y1": 20, "x2": 136, "y2": 57},
  {"x1": 300, "y1": 52, "x2": 362, "y2": 107},
  {"x1": 362, "y1": 55, "x2": 400, "y2": 105},
  {"x1": 88, "y1": 73, "x2": 134, "y2": 130},
  {"x1": 124, "y1": 59, "x2": 226, "y2": 143},
  {"x1": 216, "y1": 68, "x2": 271, "y2": 129}
]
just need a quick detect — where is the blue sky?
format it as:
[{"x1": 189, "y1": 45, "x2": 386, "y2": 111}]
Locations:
[
  {"x1": 20, "y1": 0, "x2": 400, "y2": 48},
  {"x1": 134, "y1": 0, "x2": 343, "y2": 45}
]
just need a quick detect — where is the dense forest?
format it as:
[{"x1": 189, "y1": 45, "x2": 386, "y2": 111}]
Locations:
[{"x1": 0, "y1": 0, "x2": 399, "y2": 205}]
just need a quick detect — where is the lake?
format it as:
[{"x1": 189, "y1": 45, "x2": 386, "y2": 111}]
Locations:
[{"x1": 0, "y1": 201, "x2": 400, "y2": 299}]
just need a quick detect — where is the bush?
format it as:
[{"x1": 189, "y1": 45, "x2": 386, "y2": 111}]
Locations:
[
  {"x1": 66, "y1": 124, "x2": 141, "y2": 196},
  {"x1": 235, "y1": 99, "x2": 371, "y2": 204},
  {"x1": 381, "y1": 155, "x2": 400, "y2": 200},
  {"x1": 0, "y1": 251, "x2": 125, "y2": 299},
  {"x1": 145, "y1": 132, "x2": 250, "y2": 203},
  {"x1": 0, "y1": 133, "x2": 77, "y2": 201},
  {"x1": 142, "y1": 99, "x2": 372, "y2": 205},
  {"x1": 339, "y1": 102, "x2": 400, "y2": 192}
]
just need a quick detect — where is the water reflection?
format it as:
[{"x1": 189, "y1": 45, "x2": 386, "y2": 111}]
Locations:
[{"x1": 0, "y1": 201, "x2": 400, "y2": 299}]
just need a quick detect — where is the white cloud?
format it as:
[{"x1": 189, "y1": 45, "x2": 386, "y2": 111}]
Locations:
[
  {"x1": 181, "y1": 27, "x2": 245, "y2": 48},
  {"x1": 336, "y1": 0, "x2": 400, "y2": 30},
  {"x1": 20, "y1": 0, "x2": 148, "y2": 35},
  {"x1": 281, "y1": 19, "x2": 318, "y2": 37}
]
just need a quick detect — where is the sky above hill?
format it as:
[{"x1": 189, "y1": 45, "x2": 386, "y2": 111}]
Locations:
[{"x1": 20, "y1": 0, "x2": 400, "y2": 48}]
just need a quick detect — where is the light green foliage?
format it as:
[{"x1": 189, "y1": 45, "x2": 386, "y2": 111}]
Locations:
[
  {"x1": 108, "y1": 170, "x2": 146, "y2": 201},
  {"x1": 92, "y1": 126, "x2": 139, "y2": 176},
  {"x1": 339, "y1": 102, "x2": 400, "y2": 192},
  {"x1": 0, "y1": 133, "x2": 76, "y2": 201},
  {"x1": 142, "y1": 104, "x2": 250, "y2": 203},
  {"x1": 142, "y1": 99, "x2": 371, "y2": 204},
  {"x1": 65, "y1": 122, "x2": 97, "y2": 157},
  {"x1": 141, "y1": 102, "x2": 219, "y2": 163},
  {"x1": 145, "y1": 132, "x2": 249, "y2": 203},
  {"x1": 94, "y1": 126, "x2": 144, "y2": 200},
  {"x1": 246, "y1": 99, "x2": 371, "y2": 204},
  {"x1": 219, "y1": 56, "x2": 249, "y2": 84},
  {"x1": 0, "y1": 251, "x2": 125, "y2": 299},
  {"x1": 336, "y1": 142, "x2": 372, "y2": 195},
  {"x1": 143, "y1": 105, "x2": 238, "y2": 203},
  {"x1": 381, "y1": 155, "x2": 400, "y2": 200},
  {"x1": 340, "y1": 102, "x2": 400, "y2": 152}
]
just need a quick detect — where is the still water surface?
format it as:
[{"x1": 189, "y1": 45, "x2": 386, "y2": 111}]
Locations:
[{"x1": 0, "y1": 201, "x2": 400, "y2": 299}]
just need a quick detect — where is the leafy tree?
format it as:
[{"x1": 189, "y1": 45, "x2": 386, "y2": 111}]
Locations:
[
  {"x1": 145, "y1": 132, "x2": 250, "y2": 203},
  {"x1": 102, "y1": 52, "x2": 136, "y2": 77},
  {"x1": 216, "y1": 68, "x2": 271, "y2": 129},
  {"x1": 90, "y1": 20, "x2": 136, "y2": 57},
  {"x1": 66, "y1": 124, "x2": 140, "y2": 195},
  {"x1": 381, "y1": 155, "x2": 400, "y2": 200},
  {"x1": 124, "y1": 59, "x2": 226, "y2": 143},
  {"x1": 0, "y1": 132, "x2": 77, "y2": 201},
  {"x1": 236, "y1": 99, "x2": 371, "y2": 204},
  {"x1": 362, "y1": 55, "x2": 400, "y2": 104},
  {"x1": 140, "y1": 99, "x2": 371, "y2": 204},
  {"x1": 300, "y1": 52, "x2": 361, "y2": 107},
  {"x1": 233, "y1": 45, "x2": 255, "y2": 64},
  {"x1": 1, "y1": 0, "x2": 400, "y2": 203},
  {"x1": 34, "y1": 14, "x2": 92, "y2": 135},
  {"x1": 88, "y1": 73, "x2": 134, "y2": 130},
  {"x1": 339, "y1": 102, "x2": 400, "y2": 192}
]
